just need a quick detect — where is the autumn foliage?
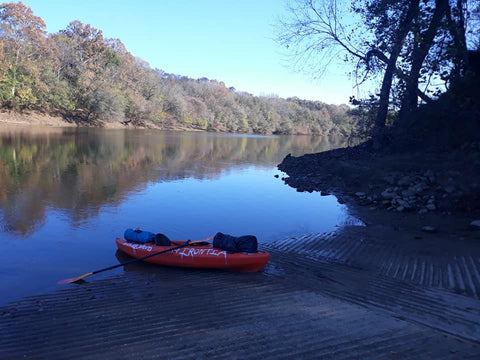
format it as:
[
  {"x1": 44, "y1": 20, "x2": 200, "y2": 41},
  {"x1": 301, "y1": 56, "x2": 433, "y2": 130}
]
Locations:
[{"x1": 0, "y1": 2, "x2": 365, "y2": 135}]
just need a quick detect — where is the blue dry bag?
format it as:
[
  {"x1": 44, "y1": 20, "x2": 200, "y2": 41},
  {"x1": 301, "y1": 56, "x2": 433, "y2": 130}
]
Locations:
[{"x1": 124, "y1": 228, "x2": 156, "y2": 244}]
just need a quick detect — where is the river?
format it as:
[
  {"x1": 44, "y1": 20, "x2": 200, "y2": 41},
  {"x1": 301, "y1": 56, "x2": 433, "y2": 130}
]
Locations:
[{"x1": 0, "y1": 126, "x2": 359, "y2": 304}]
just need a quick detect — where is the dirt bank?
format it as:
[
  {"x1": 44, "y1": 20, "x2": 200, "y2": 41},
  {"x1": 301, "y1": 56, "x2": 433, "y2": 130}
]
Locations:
[
  {"x1": 0, "y1": 110, "x2": 208, "y2": 131},
  {"x1": 0, "y1": 110, "x2": 79, "y2": 127}
]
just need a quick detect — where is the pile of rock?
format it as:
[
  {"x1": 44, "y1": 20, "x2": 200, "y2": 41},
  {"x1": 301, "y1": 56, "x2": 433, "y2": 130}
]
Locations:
[
  {"x1": 278, "y1": 144, "x2": 480, "y2": 216},
  {"x1": 354, "y1": 169, "x2": 478, "y2": 214}
]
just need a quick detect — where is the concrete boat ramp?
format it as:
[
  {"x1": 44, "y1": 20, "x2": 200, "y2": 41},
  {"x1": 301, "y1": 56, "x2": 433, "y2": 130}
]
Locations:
[{"x1": 2, "y1": 228, "x2": 480, "y2": 359}]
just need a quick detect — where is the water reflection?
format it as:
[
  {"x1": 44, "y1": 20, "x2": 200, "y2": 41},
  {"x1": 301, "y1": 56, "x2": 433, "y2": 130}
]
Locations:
[
  {"x1": 0, "y1": 126, "x2": 351, "y2": 237},
  {"x1": 0, "y1": 125, "x2": 359, "y2": 305}
]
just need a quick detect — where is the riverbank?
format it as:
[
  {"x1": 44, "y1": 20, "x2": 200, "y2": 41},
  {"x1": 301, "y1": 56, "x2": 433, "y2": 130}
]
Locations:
[
  {"x1": 278, "y1": 141, "x2": 480, "y2": 232},
  {"x1": 276, "y1": 141, "x2": 480, "y2": 299},
  {"x1": 0, "y1": 110, "x2": 203, "y2": 131},
  {"x1": 0, "y1": 111, "x2": 78, "y2": 128}
]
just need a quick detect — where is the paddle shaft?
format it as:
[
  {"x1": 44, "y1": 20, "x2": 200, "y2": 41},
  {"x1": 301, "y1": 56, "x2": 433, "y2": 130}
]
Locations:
[
  {"x1": 58, "y1": 235, "x2": 215, "y2": 284},
  {"x1": 92, "y1": 242, "x2": 192, "y2": 276}
]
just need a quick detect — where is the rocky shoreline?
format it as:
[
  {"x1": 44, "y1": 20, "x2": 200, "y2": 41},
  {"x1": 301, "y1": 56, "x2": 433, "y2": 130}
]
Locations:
[{"x1": 278, "y1": 141, "x2": 480, "y2": 232}]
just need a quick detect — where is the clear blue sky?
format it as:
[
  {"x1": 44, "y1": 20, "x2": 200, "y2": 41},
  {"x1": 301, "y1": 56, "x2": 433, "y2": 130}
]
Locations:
[{"x1": 21, "y1": 0, "x2": 358, "y2": 105}]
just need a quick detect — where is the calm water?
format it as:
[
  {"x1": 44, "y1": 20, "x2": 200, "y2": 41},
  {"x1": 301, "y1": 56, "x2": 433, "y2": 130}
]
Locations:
[{"x1": 0, "y1": 126, "x2": 359, "y2": 304}]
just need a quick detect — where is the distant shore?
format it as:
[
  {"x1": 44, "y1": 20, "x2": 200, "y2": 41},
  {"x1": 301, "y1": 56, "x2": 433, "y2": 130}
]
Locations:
[
  {"x1": 0, "y1": 111, "x2": 77, "y2": 128},
  {"x1": 0, "y1": 111, "x2": 205, "y2": 131}
]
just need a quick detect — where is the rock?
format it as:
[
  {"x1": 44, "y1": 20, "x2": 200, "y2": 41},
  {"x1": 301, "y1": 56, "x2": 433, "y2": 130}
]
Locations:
[
  {"x1": 396, "y1": 206, "x2": 405, "y2": 212},
  {"x1": 422, "y1": 226, "x2": 437, "y2": 233},
  {"x1": 355, "y1": 192, "x2": 366, "y2": 197},
  {"x1": 396, "y1": 199, "x2": 408, "y2": 207},
  {"x1": 403, "y1": 200, "x2": 413, "y2": 209},
  {"x1": 381, "y1": 190, "x2": 396, "y2": 199},
  {"x1": 470, "y1": 220, "x2": 480, "y2": 229},
  {"x1": 426, "y1": 204, "x2": 436, "y2": 211},
  {"x1": 414, "y1": 183, "x2": 426, "y2": 193},
  {"x1": 418, "y1": 209, "x2": 428, "y2": 214},
  {"x1": 401, "y1": 188, "x2": 416, "y2": 197}
]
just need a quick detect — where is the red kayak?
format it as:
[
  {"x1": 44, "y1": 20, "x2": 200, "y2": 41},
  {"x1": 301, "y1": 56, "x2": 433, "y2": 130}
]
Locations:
[{"x1": 115, "y1": 238, "x2": 270, "y2": 272}]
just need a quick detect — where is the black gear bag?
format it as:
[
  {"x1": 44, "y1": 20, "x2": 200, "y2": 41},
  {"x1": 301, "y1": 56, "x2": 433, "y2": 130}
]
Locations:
[{"x1": 213, "y1": 232, "x2": 258, "y2": 253}]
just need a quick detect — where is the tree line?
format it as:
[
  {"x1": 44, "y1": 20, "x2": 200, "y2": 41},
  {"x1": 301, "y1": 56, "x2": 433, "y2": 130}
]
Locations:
[{"x1": 0, "y1": 2, "x2": 369, "y2": 136}]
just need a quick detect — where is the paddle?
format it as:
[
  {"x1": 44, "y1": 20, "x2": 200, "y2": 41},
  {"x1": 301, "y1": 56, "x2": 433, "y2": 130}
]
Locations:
[{"x1": 58, "y1": 236, "x2": 214, "y2": 284}]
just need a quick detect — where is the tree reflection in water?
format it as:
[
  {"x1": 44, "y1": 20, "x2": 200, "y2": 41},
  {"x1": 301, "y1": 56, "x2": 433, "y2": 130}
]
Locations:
[{"x1": 0, "y1": 127, "x2": 351, "y2": 237}]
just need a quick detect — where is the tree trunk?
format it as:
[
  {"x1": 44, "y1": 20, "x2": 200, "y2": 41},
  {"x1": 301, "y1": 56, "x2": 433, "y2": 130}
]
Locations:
[
  {"x1": 446, "y1": 0, "x2": 469, "y2": 85},
  {"x1": 373, "y1": 0, "x2": 420, "y2": 147},
  {"x1": 398, "y1": 0, "x2": 449, "y2": 124}
]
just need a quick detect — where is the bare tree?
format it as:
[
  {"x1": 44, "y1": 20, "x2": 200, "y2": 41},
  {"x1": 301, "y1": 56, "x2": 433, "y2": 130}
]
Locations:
[{"x1": 276, "y1": 0, "x2": 478, "y2": 146}]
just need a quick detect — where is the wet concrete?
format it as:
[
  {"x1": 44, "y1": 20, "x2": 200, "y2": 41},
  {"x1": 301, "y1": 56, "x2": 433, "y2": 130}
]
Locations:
[{"x1": 1, "y1": 227, "x2": 480, "y2": 359}]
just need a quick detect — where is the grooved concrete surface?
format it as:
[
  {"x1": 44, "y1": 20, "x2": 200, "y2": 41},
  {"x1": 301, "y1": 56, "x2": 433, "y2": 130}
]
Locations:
[{"x1": 2, "y1": 227, "x2": 480, "y2": 359}]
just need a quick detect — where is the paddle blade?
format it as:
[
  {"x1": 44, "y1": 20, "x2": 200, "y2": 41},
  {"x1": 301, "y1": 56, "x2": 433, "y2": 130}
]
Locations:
[{"x1": 57, "y1": 272, "x2": 93, "y2": 284}]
